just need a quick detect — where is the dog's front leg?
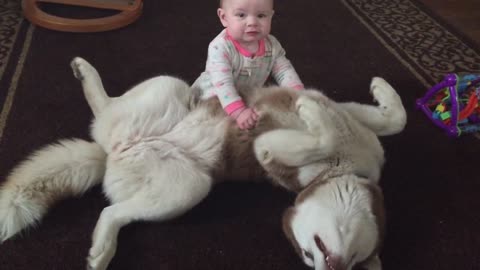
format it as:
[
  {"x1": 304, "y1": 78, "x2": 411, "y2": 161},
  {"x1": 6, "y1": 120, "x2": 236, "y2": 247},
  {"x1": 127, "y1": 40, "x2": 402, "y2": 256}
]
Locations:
[
  {"x1": 254, "y1": 128, "x2": 335, "y2": 167},
  {"x1": 339, "y1": 77, "x2": 406, "y2": 136},
  {"x1": 254, "y1": 96, "x2": 337, "y2": 167}
]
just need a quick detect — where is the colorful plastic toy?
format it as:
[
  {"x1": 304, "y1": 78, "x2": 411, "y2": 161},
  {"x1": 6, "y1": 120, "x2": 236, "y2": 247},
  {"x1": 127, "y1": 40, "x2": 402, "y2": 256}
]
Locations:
[{"x1": 416, "y1": 73, "x2": 480, "y2": 137}]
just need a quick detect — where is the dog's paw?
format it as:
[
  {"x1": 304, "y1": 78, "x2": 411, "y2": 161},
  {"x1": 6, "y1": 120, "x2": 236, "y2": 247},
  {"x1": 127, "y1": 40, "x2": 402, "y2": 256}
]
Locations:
[
  {"x1": 296, "y1": 96, "x2": 316, "y2": 112},
  {"x1": 71, "y1": 57, "x2": 98, "y2": 82},
  {"x1": 70, "y1": 57, "x2": 86, "y2": 80},
  {"x1": 369, "y1": 77, "x2": 402, "y2": 107},
  {"x1": 86, "y1": 242, "x2": 116, "y2": 270},
  {"x1": 86, "y1": 232, "x2": 117, "y2": 270},
  {"x1": 296, "y1": 96, "x2": 321, "y2": 119},
  {"x1": 295, "y1": 96, "x2": 326, "y2": 134},
  {"x1": 255, "y1": 147, "x2": 273, "y2": 164},
  {"x1": 370, "y1": 77, "x2": 407, "y2": 133},
  {"x1": 254, "y1": 136, "x2": 274, "y2": 165}
]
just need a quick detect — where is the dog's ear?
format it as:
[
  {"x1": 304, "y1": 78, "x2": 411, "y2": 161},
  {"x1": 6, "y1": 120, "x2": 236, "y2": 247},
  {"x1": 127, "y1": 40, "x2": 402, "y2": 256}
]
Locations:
[
  {"x1": 282, "y1": 206, "x2": 302, "y2": 257},
  {"x1": 361, "y1": 181, "x2": 386, "y2": 258}
]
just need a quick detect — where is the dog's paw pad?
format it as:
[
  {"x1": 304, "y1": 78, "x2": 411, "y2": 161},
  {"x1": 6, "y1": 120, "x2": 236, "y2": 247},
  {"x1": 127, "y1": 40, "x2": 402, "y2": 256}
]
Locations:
[
  {"x1": 260, "y1": 149, "x2": 272, "y2": 164},
  {"x1": 70, "y1": 58, "x2": 85, "y2": 81},
  {"x1": 254, "y1": 145, "x2": 273, "y2": 164},
  {"x1": 70, "y1": 57, "x2": 97, "y2": 82}
]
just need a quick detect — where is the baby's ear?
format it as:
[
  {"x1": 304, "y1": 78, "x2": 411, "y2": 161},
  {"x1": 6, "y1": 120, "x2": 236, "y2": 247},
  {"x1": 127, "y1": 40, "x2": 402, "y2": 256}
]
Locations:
[{"x1": 217, "y1": 8, "x2": 228, "y2": 27}]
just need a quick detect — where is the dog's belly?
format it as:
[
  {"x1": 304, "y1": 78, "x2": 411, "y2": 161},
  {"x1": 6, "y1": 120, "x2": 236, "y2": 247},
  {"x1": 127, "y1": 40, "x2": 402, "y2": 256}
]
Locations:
[
  {"x1": 102, "y1": 135, "x2": 222, "y2": 203},
  {"x1": 90, "y1": 84, "x2": 191, "y2": 154},
  {"x1": 101, "y1": 109, "x2": 228, "y2": 203}
]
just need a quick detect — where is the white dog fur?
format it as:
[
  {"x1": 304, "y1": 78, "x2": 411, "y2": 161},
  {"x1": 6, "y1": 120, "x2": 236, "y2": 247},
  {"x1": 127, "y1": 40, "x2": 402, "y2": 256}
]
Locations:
[{"x1": 0, "y1": 57, "x2": 406, "y2": 270}]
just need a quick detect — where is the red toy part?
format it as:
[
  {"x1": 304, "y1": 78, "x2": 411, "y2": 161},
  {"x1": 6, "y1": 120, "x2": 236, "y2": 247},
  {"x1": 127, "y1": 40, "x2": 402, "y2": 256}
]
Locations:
[{"x1": 459, "y1": 93, "x2": 478, "y2": 120}]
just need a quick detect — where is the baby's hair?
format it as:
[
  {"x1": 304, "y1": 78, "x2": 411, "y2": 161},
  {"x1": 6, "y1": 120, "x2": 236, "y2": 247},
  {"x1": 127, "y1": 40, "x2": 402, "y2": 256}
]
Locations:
[{"x1": 220, "y1": 0, "x2": 274, "y2": 8}]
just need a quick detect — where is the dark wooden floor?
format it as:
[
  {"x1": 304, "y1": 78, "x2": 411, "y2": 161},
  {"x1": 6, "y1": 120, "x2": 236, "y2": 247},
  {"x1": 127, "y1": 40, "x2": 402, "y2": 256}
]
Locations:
[{"x1": 418, "y1": 0, "x2": 480, "y2": 46}]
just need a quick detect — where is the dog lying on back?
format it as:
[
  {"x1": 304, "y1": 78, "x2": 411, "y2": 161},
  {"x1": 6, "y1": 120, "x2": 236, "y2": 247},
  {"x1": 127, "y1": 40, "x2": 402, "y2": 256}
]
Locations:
[{"x1": 0, "y1": 57, "x2": 406, "y2": 270}]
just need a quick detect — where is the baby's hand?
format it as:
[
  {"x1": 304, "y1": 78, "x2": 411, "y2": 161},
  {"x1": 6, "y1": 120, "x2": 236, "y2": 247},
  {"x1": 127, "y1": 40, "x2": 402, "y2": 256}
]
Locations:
[{"x1": 232, "y1": 107, "x2": 259, "y2": 130}]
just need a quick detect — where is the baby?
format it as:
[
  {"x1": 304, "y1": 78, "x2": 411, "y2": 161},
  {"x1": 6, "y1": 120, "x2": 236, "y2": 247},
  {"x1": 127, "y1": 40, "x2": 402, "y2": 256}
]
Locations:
[{"x1": 192, "y1": 0, "x2": 304, "y2": 129}]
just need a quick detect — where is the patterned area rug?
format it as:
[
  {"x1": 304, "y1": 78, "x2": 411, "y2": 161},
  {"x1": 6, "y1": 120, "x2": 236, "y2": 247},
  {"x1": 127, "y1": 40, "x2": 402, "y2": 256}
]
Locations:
[
  {"x1": 342, "y1": 0, "x2": 480, "y2": 87},
  {"x1": 0, "y1": 0, "x2": 23, "y2": 79},
  {"x1": 0, "y1": 1, "x2": 479, "y2": 270},
  {"x1": 0, "y1": 0, "x2": 33, "y2": 141}
]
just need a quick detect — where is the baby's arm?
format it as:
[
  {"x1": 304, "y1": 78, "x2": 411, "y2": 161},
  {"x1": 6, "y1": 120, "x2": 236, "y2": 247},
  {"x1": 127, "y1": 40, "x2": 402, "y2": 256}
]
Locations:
[
  {"x1": 270, "y1": 37, "x2": 304, "y2": 90},
  {"x1": 206, "y1": 42, "x2": 245, "y2": 112},
  {"x1": 206, "y1": 42, "x2": 257, "y2": 128}
]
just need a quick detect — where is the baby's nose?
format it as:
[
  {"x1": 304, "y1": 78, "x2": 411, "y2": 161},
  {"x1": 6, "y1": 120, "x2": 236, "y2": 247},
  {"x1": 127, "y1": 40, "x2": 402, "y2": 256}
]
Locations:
[{"x1": 247, "y1": 16, "x2": 258, "y2": 26}]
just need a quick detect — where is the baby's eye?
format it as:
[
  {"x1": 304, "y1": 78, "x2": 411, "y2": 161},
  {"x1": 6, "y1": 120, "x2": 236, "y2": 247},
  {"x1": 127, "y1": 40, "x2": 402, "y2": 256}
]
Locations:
[
  {"x1": 257, "y1": 13, "x2": 267, "y2": 18},
  {"x1": 235, "y1": 12, "x2": 246, "y2": 18}
]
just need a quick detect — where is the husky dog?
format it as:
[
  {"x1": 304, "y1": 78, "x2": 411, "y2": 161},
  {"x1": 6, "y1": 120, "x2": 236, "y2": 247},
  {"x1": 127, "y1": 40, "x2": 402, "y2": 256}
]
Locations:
[{"x1": 0, "y1": 57, "x2": 406, "y2": 270}]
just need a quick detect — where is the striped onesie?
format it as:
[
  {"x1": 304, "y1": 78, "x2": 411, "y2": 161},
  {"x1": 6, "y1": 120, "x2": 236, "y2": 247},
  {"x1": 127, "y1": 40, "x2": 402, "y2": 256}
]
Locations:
[{"x1": 192, "y1": 29, "x2": 304, "y2": 115}]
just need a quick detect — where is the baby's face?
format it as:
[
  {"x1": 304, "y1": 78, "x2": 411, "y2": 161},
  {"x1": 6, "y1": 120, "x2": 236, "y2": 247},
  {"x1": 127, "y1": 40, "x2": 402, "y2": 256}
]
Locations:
[{"x1": 218, "y1": 0, "x2": 274, "y2": 47}]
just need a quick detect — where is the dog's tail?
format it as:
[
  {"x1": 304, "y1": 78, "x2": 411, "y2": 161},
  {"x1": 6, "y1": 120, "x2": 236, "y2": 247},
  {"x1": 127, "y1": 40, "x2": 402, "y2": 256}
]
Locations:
[{"x1": 0, "y1": 139, "x2": 106, "y2": 242}]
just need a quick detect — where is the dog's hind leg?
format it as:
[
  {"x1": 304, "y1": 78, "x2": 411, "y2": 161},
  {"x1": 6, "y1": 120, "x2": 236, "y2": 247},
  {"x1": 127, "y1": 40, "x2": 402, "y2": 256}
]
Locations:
[
  {"x1": 255, "y1": 95, "x2": 337, "y2": 166},
  {"x1": 71, "y1": 57, "x2": 112, "y2": 117},
  {"x1": 86, "y1": 165, "x2": 213, "y2": 270},
  {"x1": 339, "y1": 77, "x2": 407, "y2": 136}
]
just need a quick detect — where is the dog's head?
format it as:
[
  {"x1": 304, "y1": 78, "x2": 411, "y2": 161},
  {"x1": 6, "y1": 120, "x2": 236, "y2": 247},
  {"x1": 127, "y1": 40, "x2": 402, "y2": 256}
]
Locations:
[{"x1": 282, "y1": 175, "x2": 385, "y2": 270}]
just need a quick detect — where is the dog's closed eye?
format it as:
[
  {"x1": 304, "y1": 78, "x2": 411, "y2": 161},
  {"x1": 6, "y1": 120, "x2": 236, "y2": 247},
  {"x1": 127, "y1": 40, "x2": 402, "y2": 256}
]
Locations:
[{"x1": 303, "y1": 249, "x2": 314, "y2": 260}]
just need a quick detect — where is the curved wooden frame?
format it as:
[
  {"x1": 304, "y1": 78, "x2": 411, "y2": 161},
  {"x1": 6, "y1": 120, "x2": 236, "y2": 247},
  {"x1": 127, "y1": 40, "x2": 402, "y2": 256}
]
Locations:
[{"x1": 21, "y1": 0, "x2": 143, "y2": 33}]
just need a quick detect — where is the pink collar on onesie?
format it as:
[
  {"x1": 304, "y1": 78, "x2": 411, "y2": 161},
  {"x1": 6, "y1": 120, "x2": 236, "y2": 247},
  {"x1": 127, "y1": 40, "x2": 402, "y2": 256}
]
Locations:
[{"x1": 226, "y1": 32, "x2": 265, "y2": 58}]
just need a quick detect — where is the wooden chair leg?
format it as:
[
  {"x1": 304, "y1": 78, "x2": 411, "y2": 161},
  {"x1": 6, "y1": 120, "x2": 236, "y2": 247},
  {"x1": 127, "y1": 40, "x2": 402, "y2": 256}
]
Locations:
[{"x1": 21, "y1": 0, "x2": 143, "y2": 32}]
